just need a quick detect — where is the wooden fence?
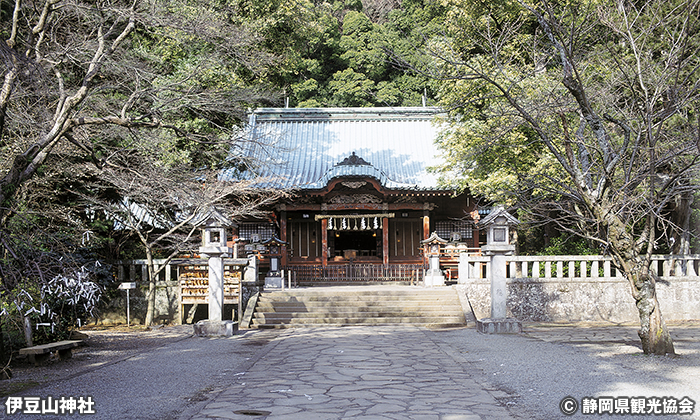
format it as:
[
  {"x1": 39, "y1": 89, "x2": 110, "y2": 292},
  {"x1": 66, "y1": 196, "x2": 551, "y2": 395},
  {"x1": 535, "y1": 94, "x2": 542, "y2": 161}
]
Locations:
[{"x1": 285, "y1": 263, "x2": 426, "y2": 284}]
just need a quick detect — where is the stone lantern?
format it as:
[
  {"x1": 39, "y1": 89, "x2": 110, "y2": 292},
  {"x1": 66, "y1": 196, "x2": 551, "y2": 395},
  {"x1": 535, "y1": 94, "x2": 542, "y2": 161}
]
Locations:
[
  {"x1": 191, "y1": 207, "x2": 237, "y2": 336},
  {"x1": 421, "y1": 232, "x2": 448, "y2": 287},
  {"x1": 476, "y1": 206, "x2": 521, "y2": 333},
  {"x1": 263, "y1": 236, "x2": 287, "y2": 289}
]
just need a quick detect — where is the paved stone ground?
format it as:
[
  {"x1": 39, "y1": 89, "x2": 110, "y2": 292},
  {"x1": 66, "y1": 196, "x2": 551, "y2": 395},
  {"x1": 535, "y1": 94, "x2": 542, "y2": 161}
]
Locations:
[
  {"x1": 4, "y1": 321, "x2": 699, "y2": 420},
  {"x1": 184, "y1": 321, "x2": 700, "y2": 420},
  {"x1": 434, "y1": 321, "x2": 700, "y2": 420},
  {"x1": 185, "y1": 326, "x2": 516, "y2": 420}
]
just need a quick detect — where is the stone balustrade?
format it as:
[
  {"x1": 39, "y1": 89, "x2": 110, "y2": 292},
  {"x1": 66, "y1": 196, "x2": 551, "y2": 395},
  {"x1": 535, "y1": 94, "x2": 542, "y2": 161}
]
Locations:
[
  {"x1": 459, "y1": 254, "x2": 700, "y2": 323},
  {"x1": 459, "y1": 254, "x2": 700, "y2": 281}
]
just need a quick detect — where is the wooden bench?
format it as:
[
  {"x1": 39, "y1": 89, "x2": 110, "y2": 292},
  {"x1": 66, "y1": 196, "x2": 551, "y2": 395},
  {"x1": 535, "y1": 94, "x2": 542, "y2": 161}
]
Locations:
[{"x1": 19, "y1": 340, "x2": 83, "y2": 366}]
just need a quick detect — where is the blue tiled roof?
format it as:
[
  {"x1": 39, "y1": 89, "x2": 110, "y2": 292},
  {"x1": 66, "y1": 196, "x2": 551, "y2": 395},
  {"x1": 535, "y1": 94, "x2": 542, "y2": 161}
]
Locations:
[{"x1": 222, "y1": 107, "x2": 446, "y2": 190}]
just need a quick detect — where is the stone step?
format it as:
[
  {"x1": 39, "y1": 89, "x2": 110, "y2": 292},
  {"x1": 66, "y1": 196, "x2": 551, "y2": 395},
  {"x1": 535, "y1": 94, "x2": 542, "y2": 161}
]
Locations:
[
  {"x1": 253, "y1": 309, "x2": 464, "y2": 319},
  {"x1": 249, "y1": 286, "x2": 467, "y2": 329},
  {"x1": 254, "y1": 308, "x2": 464, "y2": 316},
  {"x1": 254, "y1": 306, "x2": 463, "y2": 315},
  {"x1": 252, "y1": 322, "x2": 467, "y2": 329},
  {"x1": 256, "y1": 294, "x2": 456, "y2": 302},
  {"x1": 256, "y1": 297, "x2": 458, "y2": 303},
  {"x1": 257, "y1": 301, "x2": 461, "y2": 311},
  {"x1": 260, "y1": 289, "x2": 456, "y2": 297},
  {"x1": 251, "y1": 316, "x2": 467, "y2": 327}
]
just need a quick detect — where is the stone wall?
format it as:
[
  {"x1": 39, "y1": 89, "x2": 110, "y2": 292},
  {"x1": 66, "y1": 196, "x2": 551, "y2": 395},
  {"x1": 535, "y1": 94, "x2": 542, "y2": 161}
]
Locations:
[
  {"x1": 460, "y1": 277, "x2": 700, "y2": 323},
  {"x1": 459, "y1": 254, "x2": 700, "y2": 323},
  {"x1": 93, "y1": 279, "x2": 179, "y2": 325}
]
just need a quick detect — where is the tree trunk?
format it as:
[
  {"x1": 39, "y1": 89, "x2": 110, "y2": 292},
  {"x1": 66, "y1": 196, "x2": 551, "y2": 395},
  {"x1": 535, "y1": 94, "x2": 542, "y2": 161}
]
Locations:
[
  {"x1": 672, "y1": 192, "x2": 693, "y2": 256},
  {"x1": 0, "y1": 320, "x2": 6, "y2": 364},
  {"x1": 144, "y1": 249, "x2": 157, "y2": 326},
  {"x1": 23, "y1": 316, "x2": 33, "y2": 347},
  {"x1": 595, "y1": 202, "x2": 675, "y2": 355},
  {"x1": 630, "y1": 268, "x2": 675, "y2": 355}
]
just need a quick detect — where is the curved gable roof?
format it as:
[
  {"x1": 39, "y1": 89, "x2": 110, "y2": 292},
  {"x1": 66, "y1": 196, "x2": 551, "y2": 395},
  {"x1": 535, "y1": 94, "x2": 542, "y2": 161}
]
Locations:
[{"x1": 222, "y1": 107, "x2": 446, "y2": 190}]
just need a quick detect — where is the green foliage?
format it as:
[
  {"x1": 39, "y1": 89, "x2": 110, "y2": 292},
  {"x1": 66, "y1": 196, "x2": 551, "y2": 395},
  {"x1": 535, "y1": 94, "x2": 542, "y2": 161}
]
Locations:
[
  {"x1": 540, "y1": 236, "x2": 599, "y2": 257},
  {"x1": 3, "y1": 266, "x2": 103, "y2": 347},
  {"x1": 431, "y1": 0, "x2": 700, "y2": 260},
  {"x1": 0, "y1": 209, "x2": 111, "y2": 356},
  {"x1": 231, "y1": 0, "x2": 448, "y2": 107},
  {"x1": 328, "y1": 69, "x2": 376, "y2": 106}
]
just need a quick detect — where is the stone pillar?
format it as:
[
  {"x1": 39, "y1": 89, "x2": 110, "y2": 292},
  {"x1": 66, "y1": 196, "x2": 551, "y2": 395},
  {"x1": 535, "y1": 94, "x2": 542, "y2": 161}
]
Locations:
[
  {"x1": 196, "y1": 244, "x2": 237, "y2": 336},
  {"x1": 490, "y1": 253, "x2": 507, "y2": 319},
  {"x1": 205, "y1": 253, "x2": 225, "y2": 321},
  {"x1": 244, "y1": 254, "x2": 257, "y2": 283},
  {"x1": 475, "y1": 206, "x2": 522, "y2": 334},
  {"x1": 191, "y1": 207, "x2": 238, "y2": 337}
]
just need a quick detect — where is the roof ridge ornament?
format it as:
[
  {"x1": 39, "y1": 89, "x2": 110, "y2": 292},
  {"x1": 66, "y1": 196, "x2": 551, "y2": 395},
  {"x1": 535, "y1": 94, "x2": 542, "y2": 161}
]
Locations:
[{"x1": 337, "y1": 152, "x2": 371, "y2": 166}]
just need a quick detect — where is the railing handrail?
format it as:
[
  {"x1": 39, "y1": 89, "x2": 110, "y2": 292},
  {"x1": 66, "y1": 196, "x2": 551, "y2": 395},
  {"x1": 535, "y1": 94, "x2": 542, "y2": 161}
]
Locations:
[
  {"x1": 459, "y1": 253, "x2": 700, "y2": 281},
  {"x1": 117, "y1": 253, "x2": 700, "y2": 283},
  {"x1": 505, "y1": 254, "x2": 700, "y2": 262},
  {"x1": 285, "y1": 263, "x2": 426, "y2": 283},
  {"x1": 119, "y1": 258, "x2": 249, "y2": 265}
]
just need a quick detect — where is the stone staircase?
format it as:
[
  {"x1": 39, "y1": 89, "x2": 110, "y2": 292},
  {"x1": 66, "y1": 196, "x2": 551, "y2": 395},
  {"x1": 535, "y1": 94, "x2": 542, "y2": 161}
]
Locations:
[{"x1": 247, "y1": 286, "x2": 467, "y2": 328}]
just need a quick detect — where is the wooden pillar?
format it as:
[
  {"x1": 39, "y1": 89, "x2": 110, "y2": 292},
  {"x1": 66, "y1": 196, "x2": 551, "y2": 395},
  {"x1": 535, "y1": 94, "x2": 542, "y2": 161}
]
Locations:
[
  {"x1": 423, "y1": 213, "x2": 430, "y2": 265},
  {"x1": 423, "y1": 213, "x2": 430, "y2": 239},
  {"x1": 382, "y1": 217, "x2": 390, "y2": 266},
  {"x1": 280, "y1": 211, "x2": 288, "y2": 267},
  {"x1": 321, "y1": 218, "x2": 328, "y2": 267}
]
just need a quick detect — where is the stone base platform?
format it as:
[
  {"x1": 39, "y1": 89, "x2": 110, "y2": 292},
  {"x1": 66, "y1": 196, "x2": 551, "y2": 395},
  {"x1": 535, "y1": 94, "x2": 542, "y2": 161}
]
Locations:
[
  {"x1": 264, "y1": 276, "x2": 284, "y2": 289},
  {"x1": 423, "y1": 270, "x2": 445, "y2": 287},
  {"x1": 477, "y1": 318, "x2": 522, "y2": 334},
  {"x1": 193, "y1": 320, "x2": 238, "y2": 337}
]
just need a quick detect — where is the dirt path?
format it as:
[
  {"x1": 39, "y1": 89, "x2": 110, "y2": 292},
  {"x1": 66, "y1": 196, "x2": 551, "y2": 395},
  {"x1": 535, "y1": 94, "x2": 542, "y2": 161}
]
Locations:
[{"x1": 1, "y1": 324, "x2": 193, "y2": 398}]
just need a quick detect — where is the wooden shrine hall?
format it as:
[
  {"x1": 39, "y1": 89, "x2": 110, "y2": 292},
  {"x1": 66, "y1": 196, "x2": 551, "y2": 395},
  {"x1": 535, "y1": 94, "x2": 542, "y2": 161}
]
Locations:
[{"x1": 221, "y1": 107, "x2": 482, "y2": 284}]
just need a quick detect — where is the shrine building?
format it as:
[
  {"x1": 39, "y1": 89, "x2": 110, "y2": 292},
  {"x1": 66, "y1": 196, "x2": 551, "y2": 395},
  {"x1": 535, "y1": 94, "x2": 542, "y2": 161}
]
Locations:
[{"x1": 222, "y1": 107, "x2": 482, "y2": 284}]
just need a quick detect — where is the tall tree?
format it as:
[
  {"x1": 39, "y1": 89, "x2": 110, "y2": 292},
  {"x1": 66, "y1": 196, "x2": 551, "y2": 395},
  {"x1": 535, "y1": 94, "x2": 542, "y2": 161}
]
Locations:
[
  {"x1": 232, "y1": 0, "x2": 445, "y2": 107},
  {"x1": 423, "y1": 0, "x2": 700, "y2": 354},
  {"x1": 0, "y1": 0, "x2": 276, "y2": 220},
  {"x1": 86, "y1": 150, "x2": 284, "y2": 326},
  {"x1": 0, "y1": 0, "x2": 278, "y2": 328}
]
